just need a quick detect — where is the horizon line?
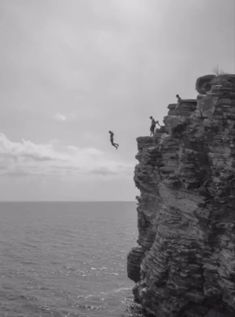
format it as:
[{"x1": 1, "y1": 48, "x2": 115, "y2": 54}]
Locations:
[{"x1": 0, "y1": 200, "x2": 136, "y2": 203}]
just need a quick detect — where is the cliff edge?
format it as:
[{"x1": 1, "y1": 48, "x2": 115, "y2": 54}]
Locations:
[{"x1": 127, "y1": 74, "x2": 235, "y2": 317}]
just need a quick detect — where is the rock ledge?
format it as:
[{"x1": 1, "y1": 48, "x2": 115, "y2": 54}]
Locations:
[{"x1": 127, "y1": 74, "x2": 235, "y2": 317}]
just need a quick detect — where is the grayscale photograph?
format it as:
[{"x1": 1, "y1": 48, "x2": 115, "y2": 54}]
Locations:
[{"x1": 0, "y1": 0, "x2": 234, "y2": 316}]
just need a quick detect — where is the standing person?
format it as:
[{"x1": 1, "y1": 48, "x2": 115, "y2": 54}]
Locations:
[
  {"x1": 176, "y1": 94, "x2": 182, "y2": 103},
  {"x1": 175, "y1": 94, "x2": 182, "y2": 109},
  {"x1": 108, "y1": 131, "x2": 119, "y2": 149},
  {"x1": 149, "y1": 116, "x2": 160, "y2": 136}
]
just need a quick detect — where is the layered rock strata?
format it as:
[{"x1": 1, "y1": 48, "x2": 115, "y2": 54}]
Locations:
[{"x1": 127, "y1": 74, "x2": 235, "y2": 317}]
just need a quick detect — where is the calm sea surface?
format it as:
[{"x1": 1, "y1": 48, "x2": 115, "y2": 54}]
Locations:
[{"x1": 0, "y1": 202, "x2": 141, "y2": 317}]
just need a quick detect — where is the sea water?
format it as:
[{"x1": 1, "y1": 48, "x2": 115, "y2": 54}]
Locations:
[{"x1": 0, "y1": 202, "x2": 142, "y2": 317}]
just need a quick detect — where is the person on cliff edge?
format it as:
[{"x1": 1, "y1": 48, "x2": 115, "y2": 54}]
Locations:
[
  {"x1": 149, "y1": 116, "x2": 160, "y2": 136},
  {"x1": 176, "y1": 94, "x2": 182, "y2": 103},
  {"x1": 108, "y1": 131, "x2": 119, "y2": 149},
  {"x1": 175, "y1": 94, "x2": 182, "y2": 109}
]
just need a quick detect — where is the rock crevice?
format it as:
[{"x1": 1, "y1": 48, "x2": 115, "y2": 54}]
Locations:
[{"x1": 127, "y1": 74, "x2": 235, "y2": 317}]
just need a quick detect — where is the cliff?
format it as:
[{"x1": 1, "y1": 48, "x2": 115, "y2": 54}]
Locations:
[{"x1": 127, "y1": 74, "x2": 235, "y2": 317}]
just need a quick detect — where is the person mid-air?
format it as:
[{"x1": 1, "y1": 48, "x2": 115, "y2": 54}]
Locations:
[
  {"x1": 108, "y1": 131, "x2": 119, "y2": 149},
  {"x1": 149, "y1": 116, "x2": 160, "y2": 136}
]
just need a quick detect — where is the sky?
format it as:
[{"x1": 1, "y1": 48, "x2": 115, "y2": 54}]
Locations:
[{"x1": 0, "y1": 0, "x2": 234, "y2": 201}]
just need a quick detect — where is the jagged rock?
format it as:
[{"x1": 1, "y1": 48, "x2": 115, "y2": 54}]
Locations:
[
  {"x1": 127, "y1": 74, "x2": 235, "y2": 317},
  {"x1": 196, "y1": 75, "x2": 216, "y2": 94},
  {"x1": 127, "y1": 246, "x2": 145, "y2": 282}
]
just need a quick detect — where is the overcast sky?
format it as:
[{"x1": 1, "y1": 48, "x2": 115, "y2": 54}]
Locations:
[{"x1": 0, "y1": 0, "x2": 234, "y2": 201}]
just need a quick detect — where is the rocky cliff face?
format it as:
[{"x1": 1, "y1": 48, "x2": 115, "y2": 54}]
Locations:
[{"x1": 127, "y1": 74, "x2": 235, "y2": 317}]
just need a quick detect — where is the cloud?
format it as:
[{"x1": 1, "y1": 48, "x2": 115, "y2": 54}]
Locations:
[
  {"x1": 54, "y1": 112, "x2": 67, "y2": 122},
  {"x1": 0, "y1": 132, "x2": 132, "y2": 177},
  {"x1": 53, "y1": 112, "x2": 77, "y2": 122},
  {"x1": 0, "y1": 133, "x2": 62, "y2": 161}
]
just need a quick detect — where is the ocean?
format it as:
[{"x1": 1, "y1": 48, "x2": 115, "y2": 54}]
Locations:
[{"x1": 0, "y1": 202, "x2": 141, "y2": 317}]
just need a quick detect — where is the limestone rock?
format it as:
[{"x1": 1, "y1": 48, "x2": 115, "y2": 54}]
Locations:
[
  {"x1": 127, "y1": 74, "x2": 235, "y2": 317},
  {"x1": 196, "y1": 75, "x2": 216, "y2": 94},
  {"x1": 127, "y1": 246, "x2": 145, "y2": 282}
]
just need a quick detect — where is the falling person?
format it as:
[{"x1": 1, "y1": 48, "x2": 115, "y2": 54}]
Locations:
[{"x1": 108, "y1": 131, "x2": 119, "y2": 149}]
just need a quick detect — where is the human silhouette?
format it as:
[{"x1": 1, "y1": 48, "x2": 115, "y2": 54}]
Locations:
[
  {"x1": 149, "y1": 116, "x2": 160, "y2": 136},
  {"x1": 176, "y1": 94, "x2": 182, "y2": 103},
  {"x1": 175, "y1": 94, "x2": 182, "y2": 110},
  {"x1": 108, "y1": 131, "x2": 119, "y2": 149}
]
